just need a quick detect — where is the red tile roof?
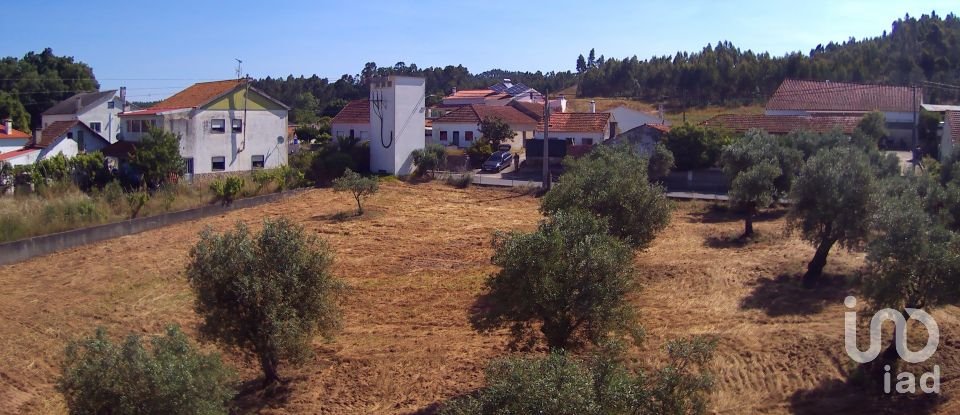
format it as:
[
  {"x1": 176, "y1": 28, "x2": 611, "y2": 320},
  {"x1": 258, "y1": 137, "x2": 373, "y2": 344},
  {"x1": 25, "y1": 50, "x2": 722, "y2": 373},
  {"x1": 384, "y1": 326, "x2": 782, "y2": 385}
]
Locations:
[
  {"x1": 446, "y1": 89, "x2": 498, "y2": 99},
  {"x1": 0, "y1": 124, "x2": 30, "y2": 140},
  {"x1": 36, "y1": 120, "x2": 107, "y2": 148},
  {"x1": 433, "y1": 104, "x2": 538, "y2": 125},
  {"x1": 766, "y1": 79, "x2": 918, "y2": 113},
  {"x1": 509, "y1": 101, "x2": 545, "y2": 121},
  {"x1": 122, "y1": 80, "x2": 244, "y2": 116},
  {"x1": 947, "y1": 111, "x2": 960, "y2": 146},
  {"x1": 644, "y1": 123, "x2": 671, "y2": 133},
  {"x1": 540, "y1": 112, "x2": 611, "y2": 133},
  {"x1": 331, "y1": 99, "x2": 370, "y2": 124},
  {"x1": 700, "y1": 114, "x2": 861, "y2": 135},
  {"x1": 0, "y1": 147, "x2": 40, "y2": 161}
]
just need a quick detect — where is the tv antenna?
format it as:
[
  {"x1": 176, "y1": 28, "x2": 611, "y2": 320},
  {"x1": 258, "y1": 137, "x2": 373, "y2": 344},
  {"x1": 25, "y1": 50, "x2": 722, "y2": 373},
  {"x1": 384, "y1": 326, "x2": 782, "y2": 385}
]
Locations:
[
  {"x1": 370, "y1": 79, "x2": 392, "y2": 148},
  {"x1": 235, "y1": 58, "x2": 243, "y2": 80}
]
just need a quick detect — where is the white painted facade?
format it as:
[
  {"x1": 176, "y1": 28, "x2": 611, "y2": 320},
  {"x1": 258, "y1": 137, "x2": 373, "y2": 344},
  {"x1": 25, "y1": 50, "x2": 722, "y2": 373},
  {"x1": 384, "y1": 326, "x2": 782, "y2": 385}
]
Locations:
[
  {"x1": 534, "y1": 130, "x2": 606, "y2": 146},
  {"x1": 0, "y1": 149, "x2": 40, "y2": 166},
  {"x1": 603, "y1": 106, "x2": 665, "y2": 135},
  {"x1": 942, "y1": 115, "x2": 958, "y2": 161},
  {"x1": 432, "y1": 121, "x2": 533, "y2": 151},
  {"x1": 42, "y1": 96, "x2": 124, "y2": 143},
  {"x1": 123, "y1": 108, "x2": 288, "y2": 175},
  {"x1": 39, "y1": 124, "x2": 110, "y2": 160},
  {"x1": 369, "y1": 76, "x2": 425, "y2": 175},
  {"x1": 0, "y1": 138, "x2": 31, "y2": 154},
  {"x1": 331, "y1": 122, "x2": 371, "y2": 142}
]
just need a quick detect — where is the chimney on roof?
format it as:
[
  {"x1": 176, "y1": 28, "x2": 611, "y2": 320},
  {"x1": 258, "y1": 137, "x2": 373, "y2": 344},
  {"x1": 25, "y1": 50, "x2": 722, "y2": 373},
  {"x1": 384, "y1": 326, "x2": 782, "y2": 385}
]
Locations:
[
  {"x1": 590, "y1": 100, "x2": 596, "y2": 113},
  {"x1": 119, "y1": 86, "x2": 127, "y2": 112},
  {"x1": 451, "y1": 86, "x2": 457, "y2": 95},
  {"x1": 3, "y1": 119, "x2": 11, "y2": 134},
  {"x1": 75, "y1": 96, "x2": 82, "y2": 113},
  {"x1": 558, "y1": 94, "x2": 567, "y2": 113}
]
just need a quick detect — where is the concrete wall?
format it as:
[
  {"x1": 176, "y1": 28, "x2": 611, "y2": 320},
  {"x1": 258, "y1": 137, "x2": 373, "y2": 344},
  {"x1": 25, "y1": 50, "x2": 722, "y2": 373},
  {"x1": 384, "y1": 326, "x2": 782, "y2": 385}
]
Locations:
[
  {"x1": 0, "y1": 190, "x2": 299, "y2": 266},
  {"x1": 604, "y1": 106, "x2": 664, "y2": 134},
  {"x1": 184, "y1": 108, "x2": 288, "y2": 174},
  {"x1": 432, "y1": 122, "x2": 533, "y2": 151}
]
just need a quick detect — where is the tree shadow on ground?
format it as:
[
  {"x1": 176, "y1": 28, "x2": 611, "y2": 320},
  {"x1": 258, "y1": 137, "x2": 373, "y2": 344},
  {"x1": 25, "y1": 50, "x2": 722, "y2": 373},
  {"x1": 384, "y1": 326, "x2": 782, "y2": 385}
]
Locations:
[
  {"x1": 310, "y1": 208, "x2": 381, "y2": 223},
  {"x1": 704, "y1": 231, "x2": 779, "y2": 249},
  {"x1": 740, "y1": 273, "x2": 855, "y2": 317},
  {"x1": 232, "y1": 376, "x2": 298, "y2": 414},
  {"x1": 691, "y1": 206, "x2": 788, "y2": 224},
  {"x1": 790, "y1": 377, "x2": 942, "y2": 415}
]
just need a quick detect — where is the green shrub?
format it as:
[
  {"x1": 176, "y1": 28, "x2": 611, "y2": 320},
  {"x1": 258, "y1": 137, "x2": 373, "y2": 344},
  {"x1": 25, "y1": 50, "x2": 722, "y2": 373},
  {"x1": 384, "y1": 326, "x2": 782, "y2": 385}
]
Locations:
[
  {"x1": 662, "y1": 123, "x2": 732, "y2": 170},
  {"x1": 251, "y1": 169, "x2": 276, "y2": 193},
  {"x1": 411, "y1": 144, "x2": 448, "y2": 177},
  {"x1": 445, "y1": 172, "x2": 474, "y2": 189},
  {"x1": 312, "y1": 152, "x2": 356, "y2": 185},
  {"x1": 466, "y1": 140, "x2": 494, "y2": 168},
  {"x1": 70, "y1": 152, "x2": 113, "y2": 191},
  {"x1": 42, "y1": 198, "x2": 104, "y2": 226},
  {"x1": 126, "y1": 191, "x2": 150, "y2": 219},
  {"x1": 442, "y1": 337, "x2": 716, "y2": 415},
  {"x1": 209, "y1": 177, "x2": 245, "y2": 206},
  {"x1": 57, "y1": 325, "x2": 235, "y2": 415},
  {"x1": 101, "y1": 180, "x2": 124, "y2": 206}
]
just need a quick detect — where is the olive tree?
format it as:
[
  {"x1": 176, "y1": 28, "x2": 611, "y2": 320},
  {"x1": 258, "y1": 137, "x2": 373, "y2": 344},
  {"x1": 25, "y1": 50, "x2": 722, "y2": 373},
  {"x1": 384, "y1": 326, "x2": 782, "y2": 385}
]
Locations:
[
  {"x1": 129, "y1": 127, "x2": 186, "y2": 189},
  {"x1": 479, "y1": 116, "x2": 515, "y2": 149},
  {"x1": 721, "y1": 130, "x2": 802, "y2": 237},
  {"x1": 647, "y1": 143, "x2": 675, "y2": 179},
  {"x1": 58, "y1": 325, "x2": 235, "y2": 415},
  {"x1": 186, "y1": 217, "x2": 344, "y2": 386},
  {"x1": 472, "y1": 210, "x2": 638, "y2": 350},
  {"x1": 442, "y1": 337, "x2": 716, "y2": 415},
  {"x1": 860, "y1": 177, "x2": 960, "y2": 377},
  {"x1": 788, "y1": 147, "x2": 875, "y2": 287},
  {"x1": 332, "y1": 168, "x2": 379, "y2": 215},
  {"x1": 541, "y1": 145, "x2": 671, "y2": 249}
]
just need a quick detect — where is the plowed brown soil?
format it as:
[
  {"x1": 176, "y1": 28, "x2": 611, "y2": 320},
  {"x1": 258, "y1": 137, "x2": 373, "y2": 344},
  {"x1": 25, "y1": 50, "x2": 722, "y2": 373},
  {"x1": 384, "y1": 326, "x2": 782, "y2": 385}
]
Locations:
[{"x1": 0, "y1": 181, "x2": 957, "y2": 414}]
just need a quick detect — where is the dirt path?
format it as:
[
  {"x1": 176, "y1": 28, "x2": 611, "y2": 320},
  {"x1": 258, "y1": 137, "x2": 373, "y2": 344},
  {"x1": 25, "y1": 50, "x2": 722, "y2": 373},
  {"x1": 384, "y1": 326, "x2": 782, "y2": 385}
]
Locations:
[{"x1": 0, "y1": 182, "x2": 957, "y2": 414}]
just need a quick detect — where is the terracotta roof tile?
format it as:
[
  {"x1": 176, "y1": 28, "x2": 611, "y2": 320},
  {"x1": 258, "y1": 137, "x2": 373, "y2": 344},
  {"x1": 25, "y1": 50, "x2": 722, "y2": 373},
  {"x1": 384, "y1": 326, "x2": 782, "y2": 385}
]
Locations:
[
  {"x1": 447, "y1": 89, "x2": 498, "y2": 99},
  {"x1": 0, "y1": 148, "x2": 40, "y2": 161},
  {"x1": 146, "y1": 79, "x2": 243, "y2": 111},
  {"x1": 433, "y1": 105, "x2": 537, "y2": 125},
  {"x1": 0, "y1": 123, "x2": 30, "y2": 140},
  {"x1": 644, "y1": 123, "x2": 671, "y2": 133},
  {"x1": 767, "y1": 79, "x2": 918, "y2": 113},
  {"x1": 509, "y1": 101, "x2": 545, "y2": 121},
  {"x1": 36, "y1": 120, "x2": 107, "y2": 148},
  {"x1": 331, "y1": 99, "x2": 370, "y2": 124},
  {"x1": 700, "y1": 114, "x2": 861, "y2": 135},
  {"x1": 539, "y1": 112, "x2": 611, "y2": 133}
]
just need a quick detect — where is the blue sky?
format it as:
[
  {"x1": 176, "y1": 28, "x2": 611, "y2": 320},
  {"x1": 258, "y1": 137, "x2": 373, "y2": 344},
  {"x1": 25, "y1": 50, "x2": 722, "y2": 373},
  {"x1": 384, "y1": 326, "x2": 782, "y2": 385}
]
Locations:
[{"x1": 1, "y1": 1, "x2": 956, "y2": 101}]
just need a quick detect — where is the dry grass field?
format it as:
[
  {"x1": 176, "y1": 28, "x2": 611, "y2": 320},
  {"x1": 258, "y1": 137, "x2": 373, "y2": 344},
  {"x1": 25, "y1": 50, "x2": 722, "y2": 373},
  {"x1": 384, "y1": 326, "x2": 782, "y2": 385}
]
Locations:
[
  {"x1": 565, "y1": 97, "x2": 764, "y2": 125},
  {"x1": 1, "y1": 181, "x2": 958, "y2": 414}
]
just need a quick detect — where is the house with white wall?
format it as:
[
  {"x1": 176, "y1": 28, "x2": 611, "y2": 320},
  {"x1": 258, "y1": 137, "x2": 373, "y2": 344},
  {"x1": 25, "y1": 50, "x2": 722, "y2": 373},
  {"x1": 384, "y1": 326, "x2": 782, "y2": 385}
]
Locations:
[
  {"x1": 330, "y1": 99, "x2": 371, "y2": 142},
  {"x1": 765, "y1": 79, "x2": 920, "y2": 148},
  {"x1": 534, "y1": 112, "x2": 613, "y2": 146},
  {"x1": 431, "y1": 104, "x2": 537, "y2": 150},
  {"x1": 118, "y1": 79, "x2": 289, "y2": 175},
  {"x1": 603, "y1": 105, "x2": 666, "y2": 136},
  {"x1": 41, "y1": 90, "x2": 125, "y2": 143},
  {"x1": 34, "y1": 120, "x2": 110, "y2": 159},
  {"x1": 606, "y1": 123, "x2": 671, "y2": 155},
  {"x1": 0, "y1": 120, "x2": 32, "y2": 154}
]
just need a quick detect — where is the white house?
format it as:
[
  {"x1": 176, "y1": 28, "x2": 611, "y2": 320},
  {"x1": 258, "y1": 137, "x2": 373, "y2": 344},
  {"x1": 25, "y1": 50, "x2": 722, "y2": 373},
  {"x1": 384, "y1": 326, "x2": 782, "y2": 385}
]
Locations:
[
  {"x1": 35, "y1": 120, "x2": 110, "y2": 159},
  {"x1": 118, "y1": 79, "x2": 289, "y2": 175},
  {"x1": 330, "y1": 99, "x2": 371, "y2": 141},
  {"x1": 368, "y1": 75, "x2": 426, "y2": 175},
  {"x1": 41, "y1": 90, "x2": 125, "y2": 143},
  {"x1": 0, "y1": 148, "x2": 40, "y2": 166},
  {"x1": 534, "y1": 112, "x2": 613, "y2": 146},
  {"x1": 941, "y1": 111, "x2": 960, "y2": 161},
  {"x1": 765, "y1": 79, "x2": 920, "y2": 147},
  {"x1": 0, "y1": 120, "x2": 32, "y2": 154},
  {"x1": 431, "y1": 104, "x2": 537, "y2": 150},
  {"x1": 603, "y1": 105, "x2": 666, "y2": 136},
  {"x1": 606, "y1": 123, "x2": 671, "y2": 155}
]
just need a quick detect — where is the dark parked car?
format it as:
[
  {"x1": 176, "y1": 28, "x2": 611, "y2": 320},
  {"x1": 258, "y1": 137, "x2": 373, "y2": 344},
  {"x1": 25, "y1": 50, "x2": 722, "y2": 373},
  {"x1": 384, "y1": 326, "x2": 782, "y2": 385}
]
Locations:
[{"x1": 481, "y1": 151, "x2": 512, "y2": 172}]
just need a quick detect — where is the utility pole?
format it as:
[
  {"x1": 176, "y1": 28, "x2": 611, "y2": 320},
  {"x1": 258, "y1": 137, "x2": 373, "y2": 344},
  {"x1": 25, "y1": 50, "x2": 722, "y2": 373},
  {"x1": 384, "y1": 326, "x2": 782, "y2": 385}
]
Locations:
[
  {"x1": 542, "y1": 90, "x2": 550, "y2": 189},
  {"x1": 912, "y1": 84, "x2": 919, "y2": 149},
  {"x1": 235, "y1": 59, "x2": 243, "y2": 80}
]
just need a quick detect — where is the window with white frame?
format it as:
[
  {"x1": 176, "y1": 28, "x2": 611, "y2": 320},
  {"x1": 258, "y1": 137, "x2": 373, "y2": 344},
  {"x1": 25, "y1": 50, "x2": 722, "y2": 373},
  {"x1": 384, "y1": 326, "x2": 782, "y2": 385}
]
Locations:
[
  {"x1": 211, "y1": 156, "x2": 226, "y2": 171},
  {"x1": 251, "y1": 155, "x2": 265, "y2": 169},
  {"x1": 89, "y1": 122, "x2": 101, "y2": 133},
  {"x1": 211, "y1": 119, "x2": 226, "y2": 133}
]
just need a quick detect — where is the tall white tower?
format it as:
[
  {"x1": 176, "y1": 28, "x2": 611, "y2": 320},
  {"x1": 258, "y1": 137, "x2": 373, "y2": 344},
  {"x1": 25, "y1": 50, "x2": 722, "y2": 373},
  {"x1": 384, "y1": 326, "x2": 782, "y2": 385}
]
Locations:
[{"x1": 369, "y1": 76, "x2": 426, "y2": 175}]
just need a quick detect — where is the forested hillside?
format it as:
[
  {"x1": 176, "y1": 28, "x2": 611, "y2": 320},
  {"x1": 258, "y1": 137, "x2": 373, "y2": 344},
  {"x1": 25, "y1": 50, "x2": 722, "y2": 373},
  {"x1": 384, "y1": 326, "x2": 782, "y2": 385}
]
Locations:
[
  {"x1": 1, "y1": 12, "x2": 959, "y2": 128},
  {"x1": 578, "y1": 12, "x2": 960, "y2": 106}
]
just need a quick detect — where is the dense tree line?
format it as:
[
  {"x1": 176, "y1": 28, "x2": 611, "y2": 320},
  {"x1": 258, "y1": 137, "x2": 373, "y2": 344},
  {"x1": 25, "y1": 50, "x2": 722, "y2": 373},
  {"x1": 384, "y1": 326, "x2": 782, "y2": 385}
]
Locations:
[
  {"x1": 578, "y1": 12, "x2": 960, "y2": 105},
  {"x1": 0, "y1": 48, "x2": 98, "y2": 130}
]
